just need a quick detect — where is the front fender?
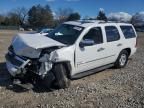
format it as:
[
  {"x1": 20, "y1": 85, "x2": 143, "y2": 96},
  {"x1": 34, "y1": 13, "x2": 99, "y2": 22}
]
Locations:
[
  {"x1": 49, "y1": 45, "x2": 75, "y2": 75},
  {"x1": 50, "y1": 46, "x2": 75, "y2": 63}
]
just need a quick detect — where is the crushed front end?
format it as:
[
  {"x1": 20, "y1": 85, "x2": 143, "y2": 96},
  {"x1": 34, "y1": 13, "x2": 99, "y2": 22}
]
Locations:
[
  {"x1": 5, "y1": 45, "x2": 61, "y2": 90},
  {"x1": 5, "y1": 45, "x2": 58, "y2": 79},
  {"x1": 5, "y1": 34, "x2": 65, "y2": 79}
]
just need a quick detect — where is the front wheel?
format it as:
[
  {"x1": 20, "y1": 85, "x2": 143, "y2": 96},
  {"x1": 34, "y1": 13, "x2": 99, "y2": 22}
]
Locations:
[
  {"x1": 53, "y1": 63, "x2": 70, "y2": 89},
  {"x1": 114, "y1": 50, "x2": 129, "y2": 68}
]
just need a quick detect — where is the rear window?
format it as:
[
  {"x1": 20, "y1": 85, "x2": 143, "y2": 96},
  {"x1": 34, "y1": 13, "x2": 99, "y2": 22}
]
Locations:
[{"x1": 120, "y1": 26, "x2": 136, "y2": 39}]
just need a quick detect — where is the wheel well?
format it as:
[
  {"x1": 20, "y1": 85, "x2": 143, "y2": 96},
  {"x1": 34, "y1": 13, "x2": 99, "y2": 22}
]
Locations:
[
  {"x1": 54, "y1": 62, "x2": 71, "y2": 79},
  {"x1": 63, "y1": 62, "x2": 72, "y2": 79},
  {"x1": 123, "y1": 48, "x2": 131, "y2": 56}
]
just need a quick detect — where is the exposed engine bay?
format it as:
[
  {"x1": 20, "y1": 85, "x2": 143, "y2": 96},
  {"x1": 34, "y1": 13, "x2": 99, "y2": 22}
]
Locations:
[{"x1": 27, "y1": 46, "x2": 60, "y2": 77}]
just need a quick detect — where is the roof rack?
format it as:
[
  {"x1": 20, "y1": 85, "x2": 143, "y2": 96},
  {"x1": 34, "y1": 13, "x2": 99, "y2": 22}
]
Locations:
[
  {"x1": 98, "y1": 21, "x2": 131, "y2": 24},
  {"x1": 76, "y1": 20, "x2": 106, "y2": 24},
  {"x1": 75, "y1": 20, "x2": 130, "y2": 24}
]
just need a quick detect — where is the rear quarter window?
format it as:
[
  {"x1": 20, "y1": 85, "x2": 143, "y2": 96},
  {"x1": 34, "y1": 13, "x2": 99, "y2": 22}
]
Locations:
[{"x1": 120, "y1": 26, "x2": 136, "y2": 39}]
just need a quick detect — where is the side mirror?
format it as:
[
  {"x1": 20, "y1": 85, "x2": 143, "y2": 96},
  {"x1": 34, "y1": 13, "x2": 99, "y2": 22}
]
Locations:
[{"x1": 79, "y1": 39, "x2": 95, "y2": 48}]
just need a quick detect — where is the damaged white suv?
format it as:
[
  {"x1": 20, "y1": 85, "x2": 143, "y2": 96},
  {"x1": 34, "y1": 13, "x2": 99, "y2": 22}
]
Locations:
[{"x1": 5, "y1": 20, "x2": 137, "y2": 89}]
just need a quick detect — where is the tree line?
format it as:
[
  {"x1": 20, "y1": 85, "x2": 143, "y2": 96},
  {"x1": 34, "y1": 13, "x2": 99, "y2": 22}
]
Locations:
[
  {"x1": 0, "y1": 4, "x2": 82, "y2": 29},
  {"x1": 0, "y1": 4, "x2": 107, "y2": 29},
  {"x1": 1, "y1": 4, "x2": 144, "y2": 30}
]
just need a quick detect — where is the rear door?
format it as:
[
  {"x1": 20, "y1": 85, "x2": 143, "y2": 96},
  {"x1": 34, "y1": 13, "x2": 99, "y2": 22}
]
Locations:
[{"x1": 103, "y1": 25, "x2": 123, "y2": 61}]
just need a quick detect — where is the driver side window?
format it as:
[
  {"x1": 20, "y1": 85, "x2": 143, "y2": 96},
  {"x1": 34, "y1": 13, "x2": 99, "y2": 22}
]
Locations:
[{"x1": 83, "y1": 27, "x2": 103, "y2": 44}]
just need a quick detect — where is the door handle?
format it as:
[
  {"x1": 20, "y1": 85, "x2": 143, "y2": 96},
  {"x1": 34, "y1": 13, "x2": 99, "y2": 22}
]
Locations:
[
  {"x1": 97, "y1": 48, "x2": 105, "y2": 52},
  {"x1": 117, "y1": 43, "x2": 122, "y2": 47}
]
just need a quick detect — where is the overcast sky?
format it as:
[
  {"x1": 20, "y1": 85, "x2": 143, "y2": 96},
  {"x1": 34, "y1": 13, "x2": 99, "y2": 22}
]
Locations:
[{"x1": 0, "y1": 0, "x2": 144, "y2": 18}]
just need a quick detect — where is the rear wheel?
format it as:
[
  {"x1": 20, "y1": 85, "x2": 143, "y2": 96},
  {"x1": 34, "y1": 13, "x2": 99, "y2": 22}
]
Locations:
[
  {"x1": 115, "y1": 50, "x2": 129, "y2": 68},
  {"x1": 53, "y1": 63, "x2": 70, "y2": 89}
]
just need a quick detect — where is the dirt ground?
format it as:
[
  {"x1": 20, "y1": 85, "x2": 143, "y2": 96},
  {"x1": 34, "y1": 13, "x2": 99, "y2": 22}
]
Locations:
[{"x1": 0, "y1": 30, "x2": 144, "y2": 108}]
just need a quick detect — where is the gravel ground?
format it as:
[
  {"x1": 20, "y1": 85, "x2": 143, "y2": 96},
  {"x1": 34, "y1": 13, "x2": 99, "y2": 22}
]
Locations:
[{"x1": 0, "y1": 30, "x2": 144, "y2": 108}]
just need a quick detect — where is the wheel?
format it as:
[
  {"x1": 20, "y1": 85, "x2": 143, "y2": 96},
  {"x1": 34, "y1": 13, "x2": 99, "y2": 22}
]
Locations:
[
  {"x1": 53, "y1": 63, "x2": 70, "y2": 89},
  {"x1": 41, "y1": 71, "x2": 55, "y2": 89},
  {"x1": 114, "y1": 50, "x2": 129, "y2": 68}
]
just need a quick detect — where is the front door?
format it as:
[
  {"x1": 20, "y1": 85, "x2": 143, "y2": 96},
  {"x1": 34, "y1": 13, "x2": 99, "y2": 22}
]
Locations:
[{"x1": 75, "y1": 27, "x2": 113, "y2": 74}]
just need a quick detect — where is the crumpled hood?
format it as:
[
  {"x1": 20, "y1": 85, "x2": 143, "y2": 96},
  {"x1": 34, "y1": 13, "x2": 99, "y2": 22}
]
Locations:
[{"x1": 12, "y1": 33, "x2": 65, "y2": 58}]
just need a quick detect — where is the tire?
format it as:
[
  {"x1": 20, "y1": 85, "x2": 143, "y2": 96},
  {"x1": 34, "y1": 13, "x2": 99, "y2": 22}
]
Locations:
[
  {"x1": 114, "y1": 50, "x2": 129, "y2": 68},
  {"x1": 42, "y1": 71, "x2": 55, "y2": 89},
  {"x1": 53, "y1": 63, "x2": 70, "y2": 89}
]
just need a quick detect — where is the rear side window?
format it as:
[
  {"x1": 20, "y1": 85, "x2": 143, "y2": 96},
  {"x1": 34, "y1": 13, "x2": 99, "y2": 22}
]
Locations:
[
  {"x1": 105, "y1": 26, "x2": 120, "y2": 42},
  {"x1": 120, "y1": 26, "x2": 136, "y2": 39}
]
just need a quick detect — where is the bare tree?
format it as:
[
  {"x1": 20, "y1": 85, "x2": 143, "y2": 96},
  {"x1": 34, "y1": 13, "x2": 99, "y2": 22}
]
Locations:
[
  {"x1": 12, "y1": 7, "x2": 28, "y2": 26},
  {"x1": 56, "y1": 8, "x2": 73, "y2": 23}
]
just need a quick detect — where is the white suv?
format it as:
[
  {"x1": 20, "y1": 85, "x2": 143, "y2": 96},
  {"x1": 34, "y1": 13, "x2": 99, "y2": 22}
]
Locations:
[{"x1": 5, "y1": 20, "x2": 137, "y2": 89}]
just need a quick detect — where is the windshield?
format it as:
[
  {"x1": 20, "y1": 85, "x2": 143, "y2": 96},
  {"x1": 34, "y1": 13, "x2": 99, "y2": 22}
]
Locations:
[{"x1": 47, "y1": 24, "x2": 84, "y2": 45}]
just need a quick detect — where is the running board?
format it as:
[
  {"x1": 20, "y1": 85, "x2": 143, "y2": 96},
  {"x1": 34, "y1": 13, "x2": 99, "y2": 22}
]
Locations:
[{"x1": 71, "y1": 64, "x2": 114, "y2": 79}]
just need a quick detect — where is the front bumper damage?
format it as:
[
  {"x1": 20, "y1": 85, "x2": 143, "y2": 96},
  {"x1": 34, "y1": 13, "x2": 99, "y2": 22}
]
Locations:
[
  {"x1": 5, "y1": 50, "x2": 53, "y2": 78},
  {"x1": 5, "y1": 51, "x2": 56, "y2": 89},
  {"x1": 6, "y1": 33, "x2": 66, "y2": 79},
  {"x1": 5, "y1": 52, "x2": 31, "y2": 77}
]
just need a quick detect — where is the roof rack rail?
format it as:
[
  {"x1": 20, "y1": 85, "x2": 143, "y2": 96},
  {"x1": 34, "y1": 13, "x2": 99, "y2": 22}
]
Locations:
[
  {"x1": 75, "y1": 20, "x2": 130, "y2": 24},
  {"x1": 76, "y1": 19, "x2": 107, "y2": 24},
  {"x1": 102, "y1": 20, "x2": 129, "y2": 23}
]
